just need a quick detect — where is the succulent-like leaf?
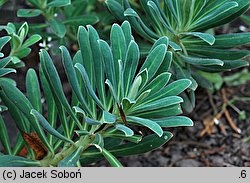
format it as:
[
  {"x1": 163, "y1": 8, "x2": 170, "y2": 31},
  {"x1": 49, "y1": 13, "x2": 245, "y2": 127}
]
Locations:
[
  {"x1": 127, "y1": 116, "x2": 163, "y2": 137},
  {"x1": 58, "y1": 146, "x2": 82, "y2": 167},
  {"x1": 75, "y1": 63, "x2": 105, "y2": 110},
  {"x1": 0, "y1": 115, "x2": 12, "y2": 154},
  {"x1": 154, "y1": 116, "x2": 193, "y2": 127},
  {"x1": 49, "y1": 19, "x2": 66, "y2": 38},
  {"x1": 146, "y1": 79, "x2": 192, "y2": 102},
  {"x1": 17, "y1": 9, "x2": 42, "y2": 18},
  {"x1": 115, "y1": 124, "x2": 134, "y2": 137},
  {"x1": 124, "y1": 40, "x2": 140, "y2": 96},
  {"x1": 60, "y1": 46, "x2": 92, "y2": 116},
  {"x1": 180, "y1": 32, "x2": 215, "y2": 45},
  {"x1": 0, "y1": 36, "x2": 11, "y2": 50},
  {"x1": 26, "y1": 69, "x2": 42, "y2": 113},
  {"x1": 103, "y1": 111, "x2": 116, "y2": 124},
  {"x1": 48, "y1": 0, "x2": 71, "y2": 7},
  {"x1": 82, "y1": 131, "x2": 173, "y2": 157},
  {"x1": 30, "y1": 109, "x2": 75, "y2": 145},
  {"x1": 140, "y1": 44, "x2": 167, "y2": 80},
  {"x1": 0, "y1": 80, "x2": 53, "y2": 153},
  {"x1": 179, "y1": 54, "x2": 224, "y2": 66},
  {"x1": 99, "y1": 39, "x2": 117, "y2": 91},
  {"x1": 102, "y1": 149, "x2": 123, "y2": 167},
  {"x1": 108, "y1": 0, "x2": 250, "y2": 113},
  {"x1": 0, "y1": 155, "x2": 41, "y2": 167},
  {"x1": 40, "y1": 49, "x2": 82, "y2": 129}
]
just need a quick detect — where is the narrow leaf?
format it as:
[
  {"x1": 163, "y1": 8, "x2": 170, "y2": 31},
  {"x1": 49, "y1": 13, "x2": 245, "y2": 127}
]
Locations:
[
  {"x1": 58, "y1": 146, "x2": 83, "y2": 167},
  {"x1": 74, "y1": 63, "x2": 105, "y2": 110},
  {"x1": 0, "y1": 116, "x2": 12, "y2": 154},
  {"x1": 127, "y1": 116, "x2": 163, "y2": 137},
  {"x1": 48, "y1": 0, "x2": 71, "y2": 7},
  {"x1": 30, "y1": 109, "x2": 75, "y2": 145},
  {"x1": 0, "y1": 155, "x2": 40, "y2": 167},
  {"x1": 17, "y1": 9, "x2": 41, "y2": 17},
  {"x1": 26, "y1": 69, "x2": 42, "y2": 113},
  {"x1": 49, "y1": 19, "x2": 66, "y2": 38},
  {"x1": 115, "y1": 124, "x2": 134, "y2": 137},
  {"x1": 102, "y1": 149, "x2": 123, "y2": 167},
  {"x1": 103, "y1": 111, "x2": 116, "y2": 124},
  {"x1": 179, "y1": 54, "x2": 224, "y2": 66},
  {"x1": 181, "y1": 32, "x2": 215, "y2": 45},
  {"x1": 154, "y1": 116, "x2": 193, "y2": 127},
  {"x1": 140, "y1": 44, "x2": 167, "y2": 80}
]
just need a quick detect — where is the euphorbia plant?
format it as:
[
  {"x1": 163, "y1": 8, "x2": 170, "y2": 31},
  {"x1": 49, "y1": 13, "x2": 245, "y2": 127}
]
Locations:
[
  {"x1": 17, "y1": 0, "x2": 99, "y2": 44},
  {"x1": 0, "y1": 22, "x2": 41, "y2": 107},
  {"x1": 0, "y1": 22, "x2": 193, "y2": 167},
  {"x1": 0, "y1": 22, "x2": 41, "y2": 70},
  {"x1": 0, "y1": 22, "x2": 41, "y2": 158},
  {"x1": 105, "y1": 0, "x2": 250, "y2": 112}
]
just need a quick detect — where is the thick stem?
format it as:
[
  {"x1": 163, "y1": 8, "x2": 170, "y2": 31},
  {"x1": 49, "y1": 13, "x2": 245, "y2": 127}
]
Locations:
[{"x1": 40, "y1": 135, "x2": 95, "y2": 167}]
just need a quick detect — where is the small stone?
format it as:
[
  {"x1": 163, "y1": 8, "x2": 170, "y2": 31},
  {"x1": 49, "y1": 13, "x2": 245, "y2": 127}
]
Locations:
[
  {"x1": 157, "y1": 156, "x2": 170, "y2": 166},
  {"x1": 241, "y1": 143, "x2": 250, "y2": 156},
  {"x1": 244, "y1": 162, "x2": 250, "y2": 167},
  {"x1": 176, "y1": 159, "x2": 200, "y2": 167},
  {"x1": 171, "y1": 153, "x2": 182, "y2": 163},
  {"x1": 211, "y1": 156, "x2": 224, "y2": 166}
]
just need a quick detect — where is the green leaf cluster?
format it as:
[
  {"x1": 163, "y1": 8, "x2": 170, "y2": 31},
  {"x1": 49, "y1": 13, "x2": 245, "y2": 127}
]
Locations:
[
  {"x1": 0, "y1": 22, "x2": 193, "y2": 167},
  {"x1": 1, "y1": 0, "x2": 249, "y2": 167},
  {"x1": 0, "y1": 22, "x2": 41, "y2": 70},
  {"x1": 105, "y1": 0, "x2": 250, "y2": 112},
  {"x1": 17, "y1": 0, "x2": 99, "y2": 42}
]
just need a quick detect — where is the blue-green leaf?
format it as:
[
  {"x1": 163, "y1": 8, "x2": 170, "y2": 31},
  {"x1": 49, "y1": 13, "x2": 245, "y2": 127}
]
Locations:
[
  {"x1": 91, "y1": 133, "x2": 104, "y2": 151},
  {"x1": 48, "y1": 0, "x2": 71, "y2": 7},
  {"x1": 0, "y1": 57, "x2": 12, "y2": 68},
  {"x1": 102, "y1": 149, "x2": 123, "y2": 167},
  {"x1": 124, "y1": 40, "x2": 140, "y2": 96},
  {"x1": 154, "y1": 116, "x2": 193, "y2": 127},
  {"x1": 105, "y1": 79, "x2": 119, "y2": 103},
  {"x1": 26, "y1": 69, "x2": 42, "y2": 113},
  {"x1": 133, "y1": 96, "x2": 183, "y2": 113},
  {"x1": 140, "y1": 44, "x2": 167, "y2": 80},
  {"x1": 103, "y1": 111, "x2": 116, "y2": 124},
  {"x1": 0, "y1": 80, "x2": 53, "y2": 153},
  {"x1": 115, "y1": 124, "x2": 134, "y2": 137},
  {"x1": 60, "y1": 46, "x2": 92, "y2": 116},
  {"x1": 49, "y1": 19, "x2": 66, "y2": 38},
  {"x1": 30, "y1": 109, "x2": 75, "y2": 145},
  {"x1": 17, "y1": 9, "x2": 42, "y2": 17},
  {"x1": 0, "y1": 155, "x2": 40, "y2": 167},
  {"x1": 127, "y1": 116, "x2": 163, "y2": 137},
  {"x1": 179, "y1": 54, "x2": 224, "y2": 66},
  {"x1": 40, "y1": 49, "x2": 82, "y2": 130},
  {"x1": 22, "y1": 34, "x2": 41, "y2": 48},
  {"x1": 99, "y1": 39, "x2": 117, "y2": 91},
  {"x1": 181, "y1": 32, "x2": 215, "y2": 45},
  {"x1": 0, "y1": 36, "x2": 11, "y2": 50},
  {"x1": 121, "y1": 21, "x2": 133, "y2": 46},
  {"x1": 74, "y1": 63, "x2": 105, "y2": 110},
  {"x1": 73, "y1": 106, "x2": 102, "y2": 125},
  {"x1": 0, "y1": 68, "x2": 16, "y2": 77},
  {"x1": 141, "y1": 72, "x2": 171, "y2": 95},
  {"x1": 0, "y1": 116, "x2": 12, "y2": 154},
  {"x1": 58, "y1": 146, "x2": 82, "y2": 167},
  {"x1": 147, "y1": 79, "x2": 192, "y2": 102}
]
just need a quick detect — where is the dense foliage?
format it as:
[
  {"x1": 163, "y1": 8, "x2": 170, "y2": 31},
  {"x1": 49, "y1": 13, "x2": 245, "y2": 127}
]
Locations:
[
  {"x1": 0, "y1": 22, "x2": 192, "y2": 167},
  {"x1": 106, "y1": 0, "x2": 250, "y2": 112},
  {"x1": 0, "y1": 0, "x2": 249, "y2": 167}
]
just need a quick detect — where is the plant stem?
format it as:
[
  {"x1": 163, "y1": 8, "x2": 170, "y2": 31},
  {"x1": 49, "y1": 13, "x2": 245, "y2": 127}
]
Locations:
[{"x1": 40, "y1": 135, "x2": 95, "y2": 167}]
